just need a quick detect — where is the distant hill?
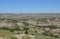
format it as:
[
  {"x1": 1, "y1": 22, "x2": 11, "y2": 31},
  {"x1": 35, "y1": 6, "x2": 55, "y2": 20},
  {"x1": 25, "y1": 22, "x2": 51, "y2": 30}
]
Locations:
[{"x1": 0, "y1": 13, "x2": 60, "y2": 19}]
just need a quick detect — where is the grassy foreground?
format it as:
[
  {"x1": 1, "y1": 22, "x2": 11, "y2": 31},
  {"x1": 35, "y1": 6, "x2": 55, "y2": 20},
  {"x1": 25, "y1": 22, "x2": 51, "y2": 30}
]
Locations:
[{"x1": 0, "y1": 30, "x2": 60, "y2": 39}]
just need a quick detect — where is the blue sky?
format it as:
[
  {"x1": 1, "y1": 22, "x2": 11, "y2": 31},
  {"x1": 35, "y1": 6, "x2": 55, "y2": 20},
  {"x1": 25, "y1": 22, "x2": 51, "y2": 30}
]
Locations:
[{"x1": 0, "y1": 0, "x2": 60, "y2": 13}]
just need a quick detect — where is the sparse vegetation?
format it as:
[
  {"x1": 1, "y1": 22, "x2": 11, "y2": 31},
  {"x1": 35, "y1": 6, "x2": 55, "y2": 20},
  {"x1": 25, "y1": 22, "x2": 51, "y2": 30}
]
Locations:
[{"x1": 0, "y1": 14, "x2": 60, "y2": 39}]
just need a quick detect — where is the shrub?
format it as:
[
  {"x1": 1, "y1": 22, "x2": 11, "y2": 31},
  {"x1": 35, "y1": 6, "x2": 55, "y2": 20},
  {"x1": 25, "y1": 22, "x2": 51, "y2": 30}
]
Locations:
[
  {"x1": 25, "y1": 30, "x2": 28, "y2": 34},
  {"x1": 23, "y1": 28, "x2": 29, "y2": 30},
  {"x1": 9, "y1": 29, "x2": 14, "y2": 32}
]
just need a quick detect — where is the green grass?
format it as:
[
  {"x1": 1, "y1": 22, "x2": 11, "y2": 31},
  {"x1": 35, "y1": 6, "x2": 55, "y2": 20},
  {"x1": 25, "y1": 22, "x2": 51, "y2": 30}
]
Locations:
[
  {"x1": 35, "y1": 33, "x2": 60, "y2": 39},
  {"x1": 22, "y1": 35, "x2": 31, "y2": 39},
  {"x1": 11, "y1": 36, "x2": 17, "y2": 39},
  {"x1": 36, "y1": 35, "x2": 59, "y2": 39},
  {"x1": 0, "y1": 30, "x2": 23, "y2": 35},
  {"x1": 0, "y1": 30, "x2": 11, "y2": 34},
  {"x1": 0, "y1": 30, "x2": 60, "y2": 39}
]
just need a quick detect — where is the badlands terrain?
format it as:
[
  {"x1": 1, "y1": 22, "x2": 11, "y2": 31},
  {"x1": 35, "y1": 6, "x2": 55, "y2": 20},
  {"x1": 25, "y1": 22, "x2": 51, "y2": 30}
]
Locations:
[{"x1": 0, "y1": 13, "x2": 60, "y2": 39}]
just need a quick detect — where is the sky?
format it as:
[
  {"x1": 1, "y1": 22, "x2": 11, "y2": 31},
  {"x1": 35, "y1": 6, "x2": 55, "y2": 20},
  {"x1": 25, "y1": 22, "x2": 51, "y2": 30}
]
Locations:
[{"x1": 0, "y1": 0, "x2": 60, "y2": 13}]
